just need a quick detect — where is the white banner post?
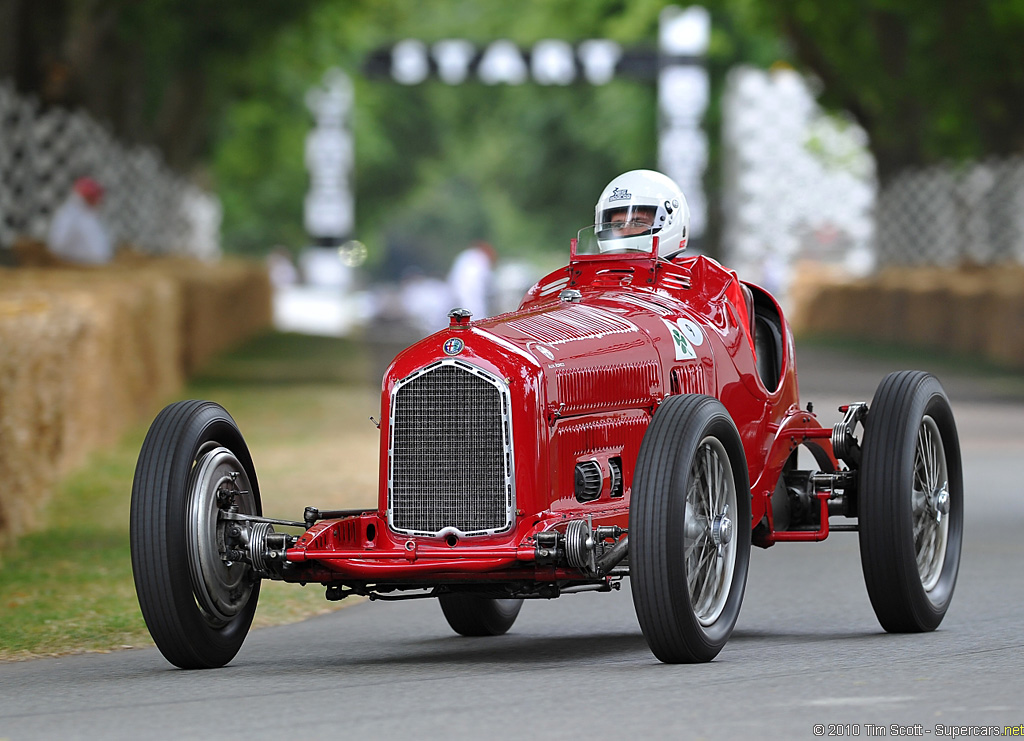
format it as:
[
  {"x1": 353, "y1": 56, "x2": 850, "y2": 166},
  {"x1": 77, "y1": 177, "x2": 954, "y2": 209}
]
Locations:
[
  {"x1": 658, "y1": 6, "x2": 711, "y2": 245},
  {"x1": 304, "y1": 68, "x2": 355, "y2": 245}
]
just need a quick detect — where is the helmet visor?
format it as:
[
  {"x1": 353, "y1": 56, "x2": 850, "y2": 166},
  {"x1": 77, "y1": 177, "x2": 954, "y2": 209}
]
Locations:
[
  {"x1": 577, "y1": 224, "x2": 657, "y2": 255},
  {"x1": 597, "y1": 205, "x2": 662, "y2": 240}
]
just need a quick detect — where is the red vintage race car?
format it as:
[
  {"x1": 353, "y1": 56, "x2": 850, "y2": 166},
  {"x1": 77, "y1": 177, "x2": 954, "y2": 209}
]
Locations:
[{"x1": 130, "y1": 230, "x2": 963, "y2": 668}]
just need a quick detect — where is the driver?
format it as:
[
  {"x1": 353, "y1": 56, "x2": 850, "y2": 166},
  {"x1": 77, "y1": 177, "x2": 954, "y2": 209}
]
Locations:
[
  {"x1": 594, "y1": 168, "x2": 756, "y2": 356},
  {"x1": 594, "y1": 169, "x2": 689, "y2": 256}
]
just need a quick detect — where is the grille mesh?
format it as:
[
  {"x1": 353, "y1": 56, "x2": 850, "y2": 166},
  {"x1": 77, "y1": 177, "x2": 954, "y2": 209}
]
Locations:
[{"x1": 390, "y1": 363, "x2": 512, "y2": 535}]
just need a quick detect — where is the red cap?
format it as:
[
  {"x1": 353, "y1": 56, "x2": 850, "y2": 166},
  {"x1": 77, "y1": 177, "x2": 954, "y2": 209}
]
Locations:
[
  {"x1": 74, "y1": 177, "x2": 104, "y2": 206},
  {"x1": 473, "y1": 240, "x2": 497, "y2": 263}
]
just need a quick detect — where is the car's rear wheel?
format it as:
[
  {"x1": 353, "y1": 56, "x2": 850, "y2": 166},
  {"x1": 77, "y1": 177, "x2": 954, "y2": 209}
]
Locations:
[
  {"x1": 630, "y1": 395, "x2": 751, "y2": 663},
  {"x1": 859, "y1": 371, "x2": 963, "y2": 632},
  {"x1": 130, "y1": 400, "x2": 262, "y2": 668},
  {"x1": 439, "y1": 594, "x2": 523, "y2": 636}
]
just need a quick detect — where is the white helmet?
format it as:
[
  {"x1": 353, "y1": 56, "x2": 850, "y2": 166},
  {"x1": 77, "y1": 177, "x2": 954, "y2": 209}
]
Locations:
[{"x1": 594, "y1": 169, "x2": 689, "y2": 256}]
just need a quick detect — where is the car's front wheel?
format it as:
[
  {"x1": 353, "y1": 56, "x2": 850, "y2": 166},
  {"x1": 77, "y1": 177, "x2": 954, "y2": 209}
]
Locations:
[
  {"x1": 630, "y1": 395, "x2": 751, "y2": 663},
  {"x1": 130, "y1": 400, "x2": 262, "y2": 669}
]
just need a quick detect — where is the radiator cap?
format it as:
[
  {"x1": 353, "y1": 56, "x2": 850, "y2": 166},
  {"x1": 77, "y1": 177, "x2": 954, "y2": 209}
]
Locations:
[{"x1": 448, "y1": 307, "x2": 472, "y2": 328}]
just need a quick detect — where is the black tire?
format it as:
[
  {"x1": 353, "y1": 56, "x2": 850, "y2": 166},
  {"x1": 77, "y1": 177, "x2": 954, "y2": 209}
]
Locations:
[
  {"x1": 130, "y1": 400, "x2": 262, "y2": 669},
  {"x1": 438, "y1": 594, "x2": 523, "y2": 636},
  {"x1": 630, "y1": 395, "x2": 751, "y2": 663},
  {"x1": 859, "y1": 371, "x2": 963, "y2": 632}
]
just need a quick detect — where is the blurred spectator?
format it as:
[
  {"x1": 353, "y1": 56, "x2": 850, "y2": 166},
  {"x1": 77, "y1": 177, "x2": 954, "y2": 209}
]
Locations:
[
  {"x1": 447, "y1": 241, "x2": 496, "y2": 319},
  {"x1": 47, "y1": 177, "x2": 113, "y2": 265}
]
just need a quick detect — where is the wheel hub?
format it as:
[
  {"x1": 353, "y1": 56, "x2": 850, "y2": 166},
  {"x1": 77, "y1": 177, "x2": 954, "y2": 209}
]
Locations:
[
  {"x1": 932, "y1": 483, "x2": 950, "y2": 520},
  {"x1": 186, "y1": 447, "x2": 258, "y2": 626},
  {"x1": 711, "y1": 507, "x2": 733, "y2": 553}
]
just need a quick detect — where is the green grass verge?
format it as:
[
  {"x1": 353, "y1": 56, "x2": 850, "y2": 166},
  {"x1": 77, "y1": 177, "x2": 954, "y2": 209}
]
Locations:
[{"x1": 0, "y1": 332, "x2": 379, "y2": 661}]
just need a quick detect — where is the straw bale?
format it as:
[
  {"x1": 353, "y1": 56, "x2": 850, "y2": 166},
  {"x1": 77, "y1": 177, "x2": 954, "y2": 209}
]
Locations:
[
  {"x1": 0, "y1": 258, "x2": 270, "y2": 545},
  {"x1": 987, "y1": 282, "x2": 1024, "y2": 369},
  {"x1": 789, "y1": 263, "x2": 1024, "y2": 369},
  {"x1": 0, "y1": 290, "x2": 82, "y2": 543},
  {"x1": 811, "y1": 283, "x2": 864, "y2": 336},
  {"x1": 11, "y1": 238, "x2": 61, "y2": 268},
  {"x1": 900, "y1": 282, "x2": 952, "y2": 350},
  {"x1": 946, "y1": 273, "x2": 994, "y2": 357},
  {"x1": 166, "y1": 259, "x2": 272, "y2": 374},
  {"x1": 786, "y1": 261, "x2": 848, "y2": 335}
]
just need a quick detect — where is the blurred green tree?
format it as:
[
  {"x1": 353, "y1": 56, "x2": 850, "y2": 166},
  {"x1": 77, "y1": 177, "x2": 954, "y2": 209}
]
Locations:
[
  {"x1": 0, "y1": 0, "x2": 321, "y2": 170},
  {"x1": 761, "y1": 0, "x2": 1024, "y2": 181}
]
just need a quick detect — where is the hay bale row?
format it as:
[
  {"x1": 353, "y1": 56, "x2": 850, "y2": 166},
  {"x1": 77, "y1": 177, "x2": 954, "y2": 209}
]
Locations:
[
  {"x1": 158, "y1": 258, "x2": 273, "y2": 374},
  {"x1": 790, "y1": 263, "x2": 1024, "y2": 370},
  {"x1": 0, "y1": 259, "x2": 270, "y2": 545}
]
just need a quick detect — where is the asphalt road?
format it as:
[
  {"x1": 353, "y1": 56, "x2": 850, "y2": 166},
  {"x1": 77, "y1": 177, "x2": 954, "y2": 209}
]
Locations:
[{"x1": 1, "y1": 346, "x2": 1022, "y2": 740}]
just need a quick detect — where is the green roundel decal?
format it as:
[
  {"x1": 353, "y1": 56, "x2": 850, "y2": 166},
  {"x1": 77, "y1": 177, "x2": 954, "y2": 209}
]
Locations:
[{"x1": 662, "y1": 318, "x2": 697, "y2": 360}]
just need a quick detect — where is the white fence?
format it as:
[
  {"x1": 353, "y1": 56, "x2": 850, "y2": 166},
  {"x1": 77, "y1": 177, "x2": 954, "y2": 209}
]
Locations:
[
  {"x1": 876, "y1": 156, "x2": 1024, "y2": 266},
  {"x1": 721, "y1": 66, "x2": 876, "y2": 302},
  {"x1": 0, "y1": 80, "x2": 220, "y2": 258},
  {"x1": 721, "y1": 65, "x2": 1024, "y2": 300}
]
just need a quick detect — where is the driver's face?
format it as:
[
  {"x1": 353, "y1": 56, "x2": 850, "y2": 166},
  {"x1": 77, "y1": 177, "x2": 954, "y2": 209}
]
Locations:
[{"x1": 606, "y1": 207, "x2": 655, "y2": 236}]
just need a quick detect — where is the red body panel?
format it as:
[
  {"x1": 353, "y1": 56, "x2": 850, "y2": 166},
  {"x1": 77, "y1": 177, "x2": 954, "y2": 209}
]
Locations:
[{"x1": 285, "y1": 250, "x2": 838, "y2": 582}]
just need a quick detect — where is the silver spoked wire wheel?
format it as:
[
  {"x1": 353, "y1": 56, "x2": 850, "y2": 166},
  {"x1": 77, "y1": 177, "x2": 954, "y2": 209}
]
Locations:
[
  {"x1": 684, "y1": 436, "x2": 738, "y2": 627},
  {"x1": 913, "y1": 415, "x2": 949, "y2": 594},
  {"x1": 631, "y1": 394, "x2": 750, "y2": 663},
  {"x1": 858, "y1": 370, "x2": 962, "y2": 633}
]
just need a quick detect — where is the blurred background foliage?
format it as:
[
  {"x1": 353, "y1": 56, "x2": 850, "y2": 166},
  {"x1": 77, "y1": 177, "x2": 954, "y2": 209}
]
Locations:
[
  {"x1": 207, "y1": 0, "x2": 737, "y2": 269},
  {"x1": 763, "y1": 0, "x2": 1024, "y2": 179},
  {"x1": 3, "y1": 0, "x2": 1022, "y2": 269}
]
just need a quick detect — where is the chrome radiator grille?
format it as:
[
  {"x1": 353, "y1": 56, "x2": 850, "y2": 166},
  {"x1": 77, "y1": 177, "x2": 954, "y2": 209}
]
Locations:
[{"x1": 388, "y1": 360, "x2": 514, "y2": 537}]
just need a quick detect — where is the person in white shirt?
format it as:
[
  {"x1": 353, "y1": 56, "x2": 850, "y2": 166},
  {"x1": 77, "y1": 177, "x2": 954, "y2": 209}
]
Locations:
[
  {"x1": 47, "y1": 177, "x2": 113, "y2": 265},
  {"x1": 447, "y1": 241, "x2": 497, "y2": 319}
]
